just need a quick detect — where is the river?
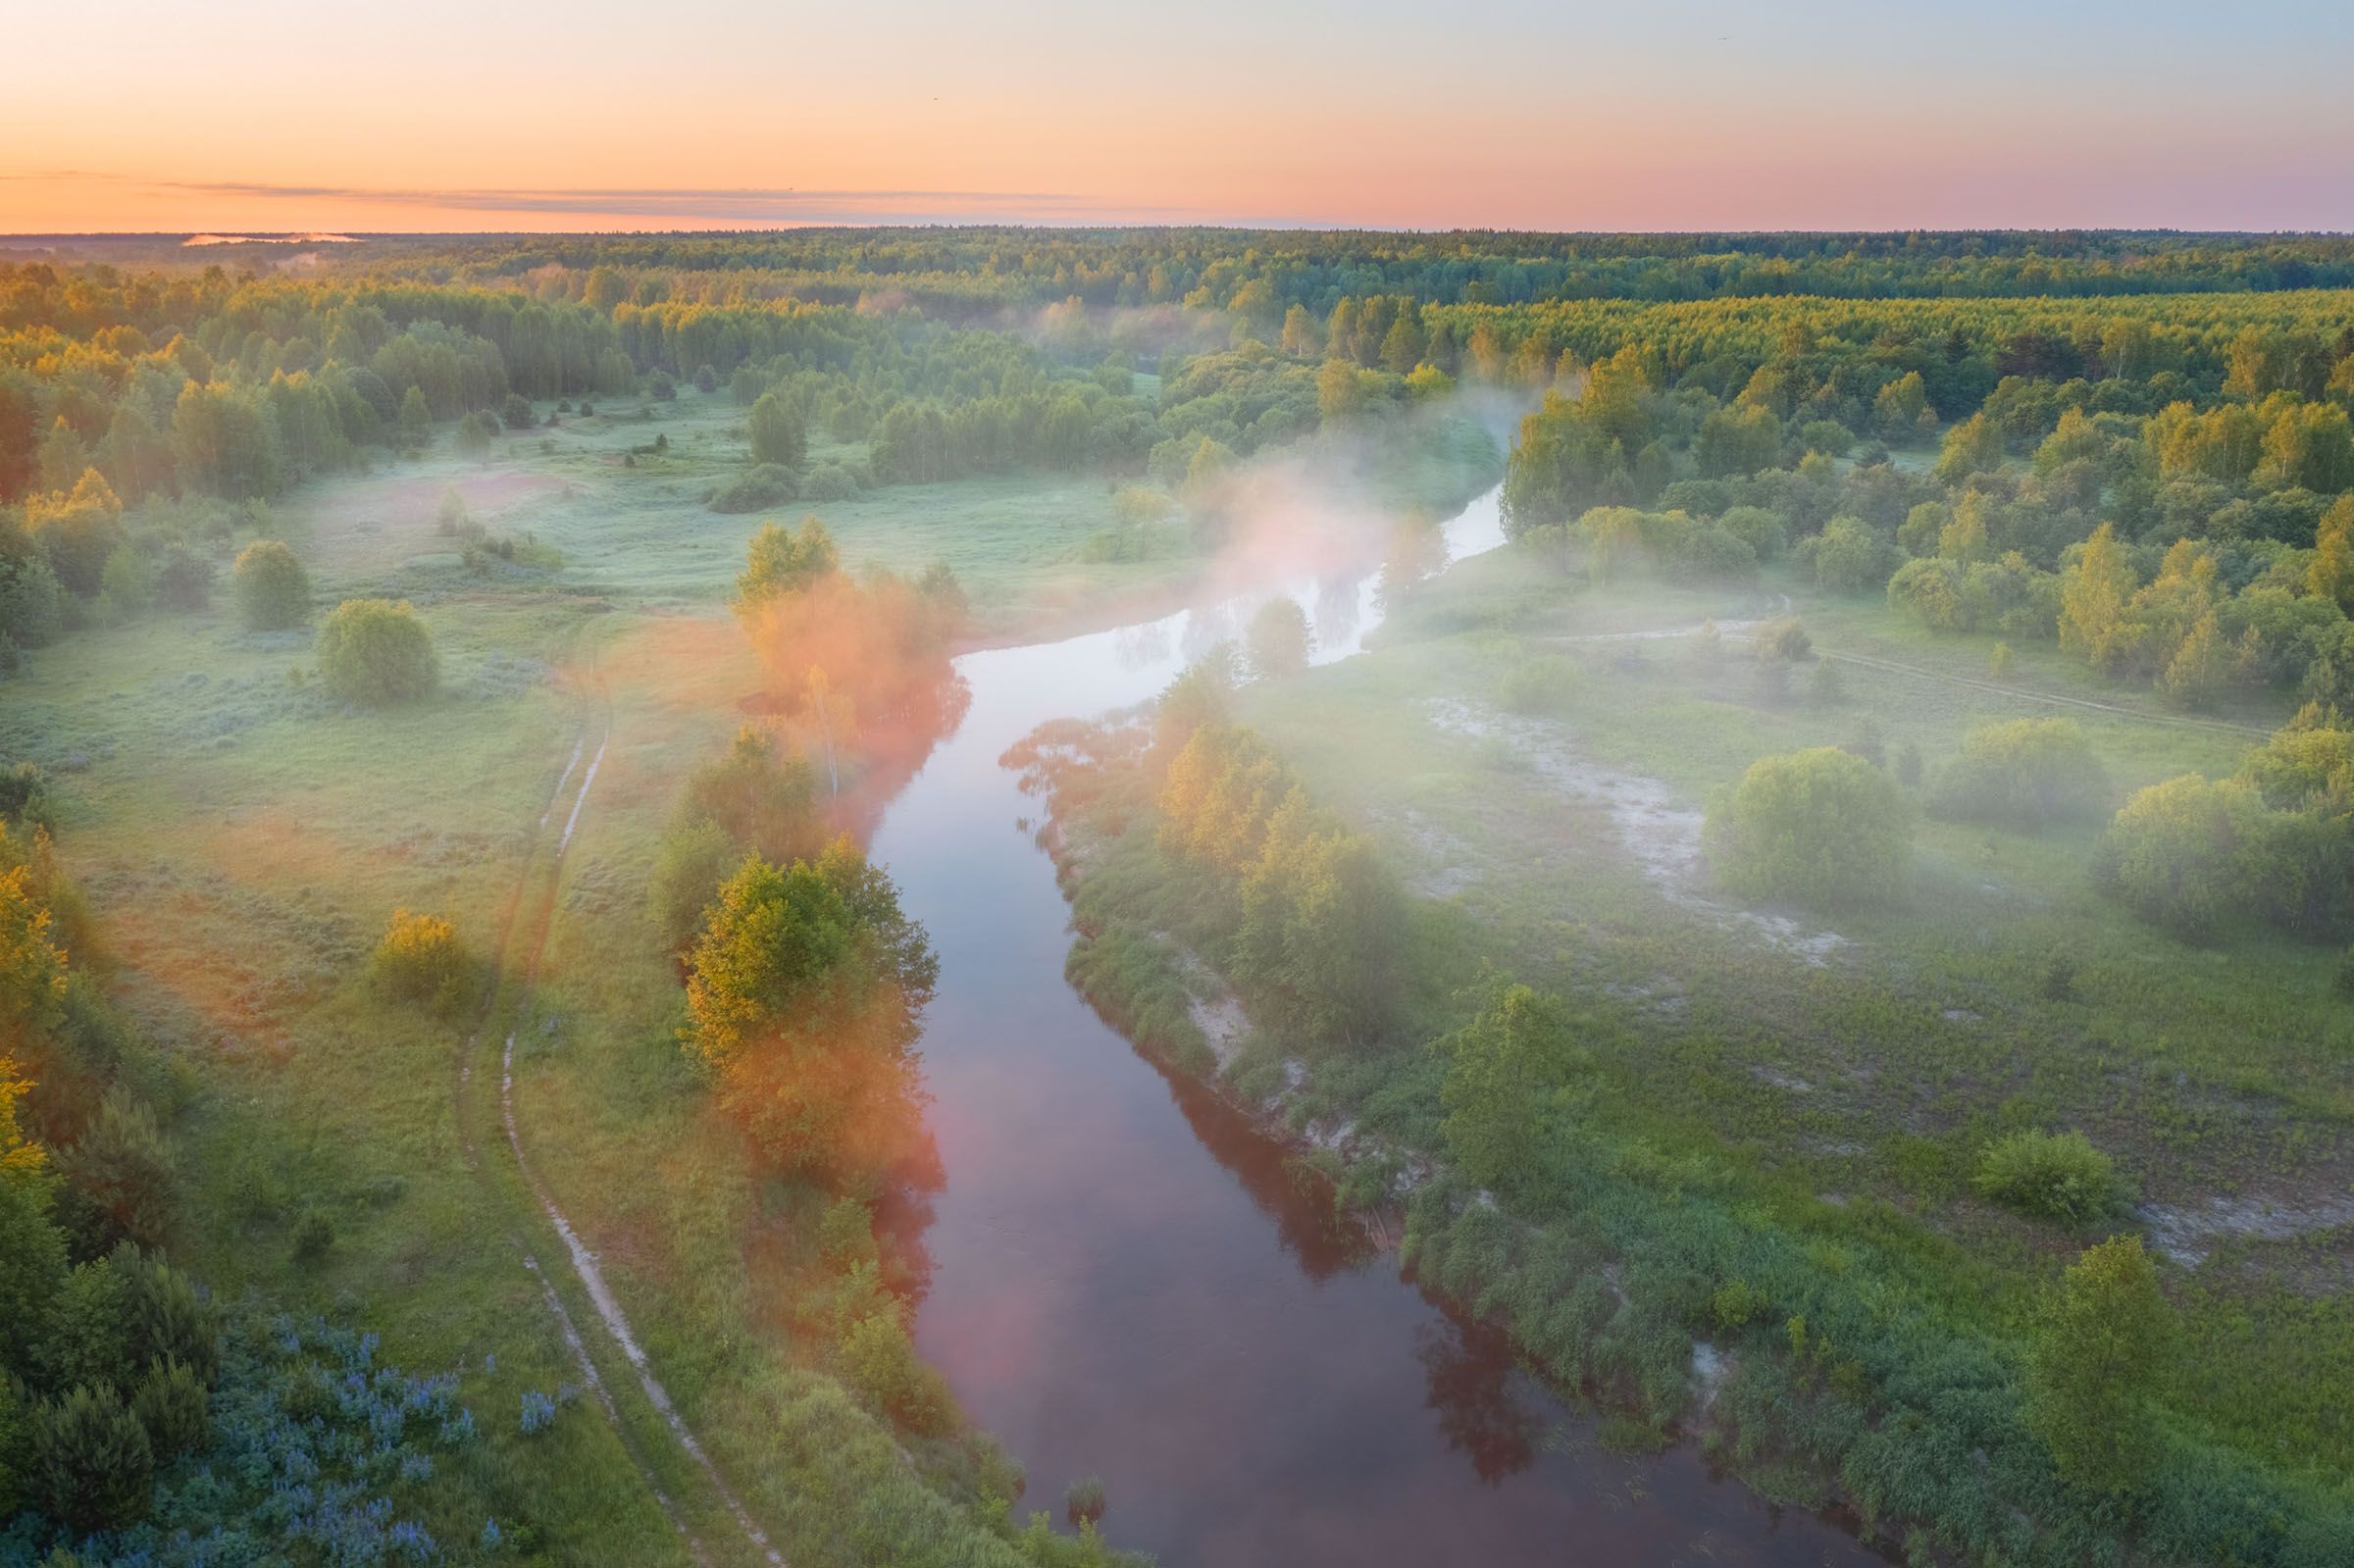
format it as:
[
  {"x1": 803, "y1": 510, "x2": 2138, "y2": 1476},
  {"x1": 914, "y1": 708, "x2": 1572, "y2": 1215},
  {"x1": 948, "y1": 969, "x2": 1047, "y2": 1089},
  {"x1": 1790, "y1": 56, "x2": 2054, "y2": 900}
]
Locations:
[{"x1": 865, "y1": 485, "x2": 1882, "y2": 1565}]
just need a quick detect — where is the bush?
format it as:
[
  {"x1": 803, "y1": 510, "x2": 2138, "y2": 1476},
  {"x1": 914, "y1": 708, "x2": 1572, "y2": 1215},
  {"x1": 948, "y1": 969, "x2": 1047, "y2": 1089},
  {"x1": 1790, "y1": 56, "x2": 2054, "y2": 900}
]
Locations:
[
  {"x1": 55, "y1": 1095, "x2": 178, "y2": 1251},
  {"x1": 2093, "y1": 774, "x2": 2261, "y2": 940},
  {"x1": 154, "y1": 545, "x2": 214, "y2": 612},
  {"x1": 99, "y1": 543, "x2": 156, "y2": 617},
  {"x1": 1498, "y1": 653, "x2": 1579, "y2": 716},
  {"x1": 709, "y1": 462, "x2": 800, "y2": 514},
  {"x1": 1064, "y1": 1475, "x2": 1107, "y2": 1527},
  {"x1": 231, "y1": 540, "x2": 310, "y2": 631},
  {"x1": 372, "y1": 909, "x2": 467, "y2": 1009},
  {"x1": 1753, "y1": 616, "x2": 1812, "y2": 662},
  {"x1": 1245, "y1": 597, "x2": 1311, "y2": 681},
  {"x1": 34, "y1": 1383, "x2": 153, "y2": 1533},
  {"x1": 317, "y1": 598, "x2": 436, "y2": 705},
  {"x1": 648, "y1": 819, "x2": 738, "y2": 951},
  {"x1": 131, "y1": 1357, "x2": 210, "y2": 1459},
  {"x1": 1704, "y1": 746, "x2": 1912, "y2": 909},
  {"x1": 0, "y1": 554, "x2": 66, "y2": 649},
  {"x1": 292, "y1": 1208, "x2": 336, "y2": 1266},
  {"x1": 1973, "y1": 1130, "x2": 2125, "y2": 1223},
  {"x1": 837, "y1": 1309, "x2": 954, "y2": 1436},
  {"x1": 747, "y1": 389, "x2": 806, "y2": 468},
  {"x1": 801, "y1": 463, "x2": 859, "y2": 502},
  {"x1": 501, "y1": 393, "x2": 535, "y2": 430},
  {"x1": 1928, "y1": 718, "x2": 2111, "y2": 830}
]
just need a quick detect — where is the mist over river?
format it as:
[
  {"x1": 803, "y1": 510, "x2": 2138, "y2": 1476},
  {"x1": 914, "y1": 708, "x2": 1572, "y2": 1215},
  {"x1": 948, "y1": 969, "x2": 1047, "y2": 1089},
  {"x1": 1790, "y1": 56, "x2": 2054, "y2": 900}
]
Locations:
[{"x1": 868, "y1": 487, "x2": 1882, "y2": 1565}]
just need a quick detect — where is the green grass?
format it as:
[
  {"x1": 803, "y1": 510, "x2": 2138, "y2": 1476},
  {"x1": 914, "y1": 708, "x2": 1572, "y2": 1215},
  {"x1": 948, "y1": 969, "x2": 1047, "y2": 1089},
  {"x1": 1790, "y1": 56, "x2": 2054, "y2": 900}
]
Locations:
[
  {"x1": 272, "y1": 388, "x2": 1221, "y2": 640},
  {"x1": 1031, "y1": 542, "x2": 2354, "y2": 1558},
  {"x1": 0, "y1": 401, "x2": 1227, "y2": 1562}
]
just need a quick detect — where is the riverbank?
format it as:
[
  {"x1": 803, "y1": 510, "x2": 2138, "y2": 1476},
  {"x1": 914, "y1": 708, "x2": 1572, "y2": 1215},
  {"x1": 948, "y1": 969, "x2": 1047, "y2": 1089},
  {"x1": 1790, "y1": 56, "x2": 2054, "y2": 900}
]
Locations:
[{"x1": 1006, "y1": 543, "x2": 2354, "y2": 1567}]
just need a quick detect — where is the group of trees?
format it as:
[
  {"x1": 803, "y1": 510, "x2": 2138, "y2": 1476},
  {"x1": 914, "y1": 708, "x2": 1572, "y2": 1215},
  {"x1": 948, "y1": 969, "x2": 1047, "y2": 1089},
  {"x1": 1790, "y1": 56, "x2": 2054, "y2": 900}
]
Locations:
[
  {"x1": 1489, "y1": 284, "x2": 2354, "y2": 714},
  {"x1": 1154, "y1": 715, "x2": 1405, "y2": 1045},
  {"x1": 2096, "y1": 708, "x2": 2354, "y2": 940},
  {"x1": 0, "y1": 799, "x2": 216, "y2": 1538}
]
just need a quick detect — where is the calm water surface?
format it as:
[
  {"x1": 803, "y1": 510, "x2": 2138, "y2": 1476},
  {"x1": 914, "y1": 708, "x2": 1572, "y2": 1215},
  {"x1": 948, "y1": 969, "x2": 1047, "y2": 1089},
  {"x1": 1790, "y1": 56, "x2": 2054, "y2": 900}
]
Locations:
[{"x1": 867, "y1": 489, "x2": 1882, "y2": 1566}]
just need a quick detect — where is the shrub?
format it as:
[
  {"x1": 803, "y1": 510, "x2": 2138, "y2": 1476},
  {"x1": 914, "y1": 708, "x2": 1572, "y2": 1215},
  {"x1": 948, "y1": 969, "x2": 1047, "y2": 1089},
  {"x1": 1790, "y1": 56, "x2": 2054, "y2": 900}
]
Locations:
[
  {"x1": 1973, "y1": 1130, "x2": 2125, "y2": 1223},
  {"x1": 747, "y1": 389, "x2": 806, "y2": 468},
  {"x1": 1716, "y1": 505, "x2": 1785, "y2": 560},
  {"x1": 1712, "y1": 1279, "x2": 1768, "y2": 1331},
  {"x1": 1753, "y1": 616, "x2": 1812, "y2": 662},
  {"x1": 1928, "y1": 718, "x2": 2110, "y2": 830},
  {"x1": 34, "y1": 1383, "x2": 154, "y2": 1533},
  {"x1": 124, "y1": 1247, "x2": 222, "y2": 1384},
  {"x1": 131, "y1": 1358, "x2": 210, "y2": 1459},
  {"x1": 1064, "y1": 1476, "x2": 1107, "y2": 1527},
  {"x1": 99, "y1": 543, "x2": 156, "y2": 617},
  {"x1": 56, "y1": 1095, "x2": 178, "y2": 1251},
  {"x1": 709, "y1": 463, "x2": 800, "y2": 514},
  {"x1": 231, "y1": 539, "x2": 310, "y2": 631},
  {"x1": 837, "y1": 1309, "x2": 954, "y2": 1436},
  {"x1": 317, "y1": 598, "x2": 436, "y2": 704},
  {"x1": 154, "y1": 545, "x2": 214, "y2": 612},
  {"x1": 500, "y1": 393, "x2": 535, "y2": 430},
  {"x1": 1498, "y1": 653, "x2": 1579, "y2": 716},
  {"x1": 0, "y1": 554, "x2": 66, "y2": 649},
  {"x1": 372, "y1": 909, "x2": 467, "y2": 1010},
  {"x1": 0, "y1": 761, "x2": 53, "y2": 827},
  {"x1": 2093, "y1": 774, "x2": 2261, "y2": 940},
  {"x1": 1245, "y1": 597, "x2": 1311, "y2": 681},
  {"x1": 292, "y1": 1208, "x2": 336, "y2": 1265},
  {"x1": 1704, "y1": 746, "x2": 1911, "y2": 909},
  {"x1": 802, "y1": 463, "x2": 859, "y2": 502},
  {"x1": 649, "y1": 820, "x2": 740, "y2": 951},
  {"x1": 2027, "y1": 1236, "x2": 2172, "y2": 1494}
]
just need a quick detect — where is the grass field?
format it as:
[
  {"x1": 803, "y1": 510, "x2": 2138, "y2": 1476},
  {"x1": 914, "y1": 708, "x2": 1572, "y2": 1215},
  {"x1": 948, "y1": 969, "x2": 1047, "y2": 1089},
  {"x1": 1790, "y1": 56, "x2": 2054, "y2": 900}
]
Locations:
[
  {"x1": 0, "y1": 388, "x2": 1278, "y2": 1562},
  {"x1": 1033, "y1": 540, "x2": 2354, "y2": 1557}
]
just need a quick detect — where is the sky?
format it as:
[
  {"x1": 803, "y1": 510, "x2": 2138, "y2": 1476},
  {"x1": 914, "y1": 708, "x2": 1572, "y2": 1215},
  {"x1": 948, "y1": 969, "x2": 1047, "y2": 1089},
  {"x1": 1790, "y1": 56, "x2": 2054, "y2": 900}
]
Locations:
[{"x1": 5, "y1": 0, "x2": 2351, "y2": 233}]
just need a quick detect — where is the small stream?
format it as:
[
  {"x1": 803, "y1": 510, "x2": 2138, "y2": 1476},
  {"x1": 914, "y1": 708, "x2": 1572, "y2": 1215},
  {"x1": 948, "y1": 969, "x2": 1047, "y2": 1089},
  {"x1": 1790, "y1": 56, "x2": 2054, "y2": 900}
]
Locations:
[{"x1": 866, "y1": 487, "x2": 1881, "y2": 1565}]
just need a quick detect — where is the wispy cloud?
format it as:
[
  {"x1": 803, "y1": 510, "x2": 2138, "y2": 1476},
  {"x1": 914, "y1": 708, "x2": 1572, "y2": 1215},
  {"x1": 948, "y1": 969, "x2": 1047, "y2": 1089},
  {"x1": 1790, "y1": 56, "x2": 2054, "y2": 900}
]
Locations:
[{"x1": 1, "y1": 172, "x2": 1198, "y2": 227}]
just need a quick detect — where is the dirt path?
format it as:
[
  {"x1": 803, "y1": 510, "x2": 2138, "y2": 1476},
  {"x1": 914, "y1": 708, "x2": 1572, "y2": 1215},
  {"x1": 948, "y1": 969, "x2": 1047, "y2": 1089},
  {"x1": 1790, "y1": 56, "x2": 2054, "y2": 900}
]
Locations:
[{"x1": 454, "y1": 633, "x2": 784, "y2": 1567}]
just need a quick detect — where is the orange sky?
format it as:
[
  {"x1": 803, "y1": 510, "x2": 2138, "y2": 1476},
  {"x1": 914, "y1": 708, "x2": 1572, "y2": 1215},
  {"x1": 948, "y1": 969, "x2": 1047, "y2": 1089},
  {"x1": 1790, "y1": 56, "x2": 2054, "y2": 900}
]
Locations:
[{"x1": 6, "y1": 1, "x2": 2351, "y2": 232}]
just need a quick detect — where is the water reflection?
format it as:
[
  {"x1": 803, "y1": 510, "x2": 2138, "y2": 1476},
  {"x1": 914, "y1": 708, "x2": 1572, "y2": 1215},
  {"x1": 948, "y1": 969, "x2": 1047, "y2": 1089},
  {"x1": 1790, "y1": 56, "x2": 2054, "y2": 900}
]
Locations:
[{"x1": 863, "y1": 483, "x2": 1888, "y2": 1565}]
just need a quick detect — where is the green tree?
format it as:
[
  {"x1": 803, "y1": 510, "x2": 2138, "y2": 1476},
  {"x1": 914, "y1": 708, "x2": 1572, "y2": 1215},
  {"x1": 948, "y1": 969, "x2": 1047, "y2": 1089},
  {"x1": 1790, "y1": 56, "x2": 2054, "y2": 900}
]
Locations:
[
  {"x1": 2026, "y1": 1236, "x2": 2173, "y2": 1494},
  {"x1": 0, "y1": 1060, "x2": 67, "y2": 1374},
  {"x1": 734, "y1": 518, "x2": 840, "y2": 616},
  {"x1": 681, "y1": 843, "x2": 937, "y2": 1177},
  {"x1": 747, "y1": 390, "x2": 807, "y2": 469},
  {"x1": 26, "y1": 470, "x2": 127, "y2": 597},
  {"x1": 1279, "y1": 302, "x2": 1321, "y2": 358},
  {"x1": 1933, "y1": 411, "x2": 2005, "y2": 485},
  {"x1": 397, "y1": 385, "x2": 432, "y2": 447},
  {"x1": 1435, "y1": 982, "x2": 1590, "y2": 1195},
  {"x1": 315, "y1": 598, "x2": 437, "y2": 705},
  {"x1": 1245, "y1": 597, "x2": 1311, "y2": 681},
  {"x1": 2094, "y1": 774, "x2": 2260, "y2": 939},
  {"x1": 230, "y1": 539, "x2": 310, "y2": 631},
  {"x1": 453, "y1": 411, "x2": 495, "y2": 461},
  {"x1": 33, "y1": 1383, "x2": 152, "y2": 1533},
  {"x1": 54, "y1": 1094, "x2": 177, "y2": 1252},
  {"x1": 1928, "y1": 718, "x2": 2110, "y2": 828},
  {"x1": 371, "y1": 909, "x2": 468, "y2": 1009},
  {"x1": 1705, "y1": 746, "x2": 1911, "y2": 909}
]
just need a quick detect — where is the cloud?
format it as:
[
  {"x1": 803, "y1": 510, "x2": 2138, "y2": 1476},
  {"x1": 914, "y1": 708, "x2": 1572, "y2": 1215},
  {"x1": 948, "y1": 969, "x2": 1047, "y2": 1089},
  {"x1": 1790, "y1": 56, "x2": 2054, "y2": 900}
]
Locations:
[{"x1": 1, "y1": 172, "x2": 1199, "y2": 227}]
